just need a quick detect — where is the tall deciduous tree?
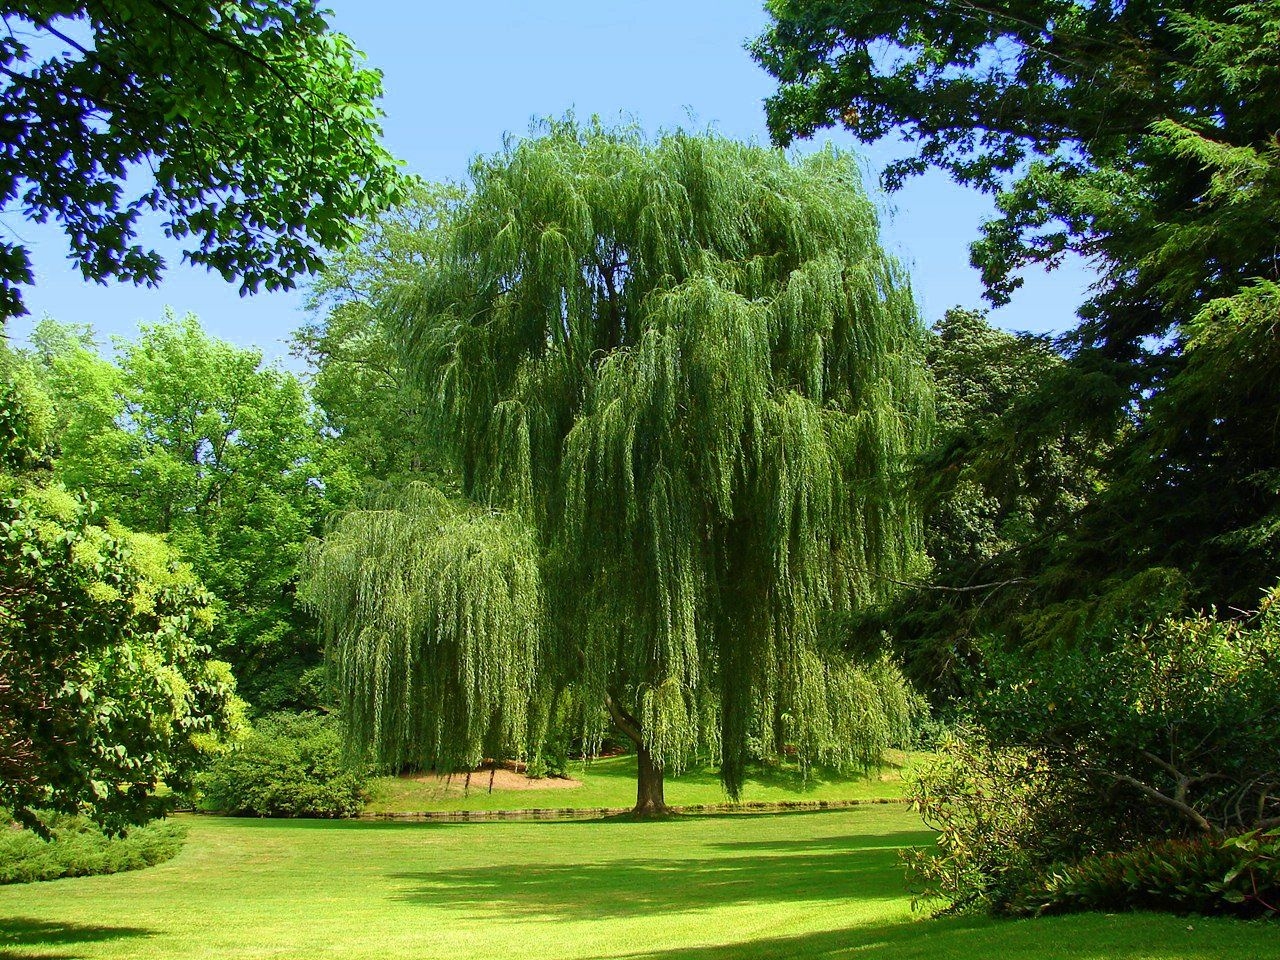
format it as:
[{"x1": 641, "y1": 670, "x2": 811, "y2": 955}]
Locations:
[
  {"x1": 0, "y1": 0, "x2": 406, "y2": 320},
  {"x1": 26, "y1": 315, "x2": 339, "y2": 708},
  {"x1": 752, "y1": 0, "x2": 1280, "y2": 333},
  {"x1": 293, "y1": 184, "x2": 461, "y2": 487},
  {"x1": 0, "y1": 346, "x2": 243, "y2": 833},
  {"x1": 752, "y1": 0, "x2": 1280, "y2": 611},
  {"x1": 853, "y1": 308, "x2": 1102, "y2": 698},
  {"x1": 305, "y1": 123, "x2": 931, "y2": 814}
]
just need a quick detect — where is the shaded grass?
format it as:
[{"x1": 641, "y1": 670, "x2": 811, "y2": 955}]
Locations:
[
  {"x1": 365, "y1": 750, "x2": 925, "y2": 813},
  {"x1": 0, "y1": 807, "x2": 1272, "y2": 960},
  {"x1": 0, "y1": 918, "x2": 151, "y2": 960}
]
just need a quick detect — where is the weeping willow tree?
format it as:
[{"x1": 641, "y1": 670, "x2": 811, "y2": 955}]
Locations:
[{"x1": 307, "y1": 120, "x2": 932, "y2": 815}]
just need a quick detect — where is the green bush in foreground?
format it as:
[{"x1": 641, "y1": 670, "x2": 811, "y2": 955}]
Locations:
[
  {"x1": 0, "y1": 812, "x2": 186, "y2": 884},
  {"x1": 0, "y1": 475, "x2": 245, "y2": 835},
  {"x1": 1011, "y1": 828, "x2": 1280, "y2": 919},
  {"x1": 197, "y1": 712, "x2": 369, "y2": 818},
  {"x1": 903, "y1": 730, "x2": 1108, "y2": 913},
  {"x1": 906, "y1": 585, "x2": 1280, "y2": 916}
]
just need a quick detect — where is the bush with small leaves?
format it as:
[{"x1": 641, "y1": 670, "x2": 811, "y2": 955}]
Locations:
[
  {"x1": 903, "y1": 729, "x2": 1118, "y2": 914},
  {"x1": 0, "y1": 812, "x2": 186, "y2": 884},
  {"x1": 197, "y1": 713, "x2": 368, "y2": 818},
  {"x1": 905, "y1": 585, "x2": 1280, "y2": 916},
  {"x1": 0, "y1": 479, "x2": 244, "y2": 834}
]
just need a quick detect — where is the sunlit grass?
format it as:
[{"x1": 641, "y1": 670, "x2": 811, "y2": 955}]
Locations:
[
  {"x1": 0, "y1": 808, "x2": 1272, "y2": 959},
  {"x1": 365, "y1": 750, "x2": 926, "y2": 813}
]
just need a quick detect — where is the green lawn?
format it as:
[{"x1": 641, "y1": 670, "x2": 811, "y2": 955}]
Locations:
[
  {"x1": 365, "y1": 751, "x2": 924, "y2": 813},
  {"x1": 1, "y1": 808, "x2": 1272, "y2": 960}
]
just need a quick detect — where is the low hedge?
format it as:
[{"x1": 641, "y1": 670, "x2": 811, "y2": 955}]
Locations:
[
  {"x1": 0, "y1": 813, "x2": 186, "y2": 884},
  {"x1": 1012, "y1": 828, "x2": 1280, "y2": 919}
]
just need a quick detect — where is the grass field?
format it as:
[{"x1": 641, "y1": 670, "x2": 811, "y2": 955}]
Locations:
[
  {"x1": 365, "y1": 751, "x2": 925, "y2": 813},
  {"x1": 1, "y1": 807, "x2": 1273, "y2": 960}
]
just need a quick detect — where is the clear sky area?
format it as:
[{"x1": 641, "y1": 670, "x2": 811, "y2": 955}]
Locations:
[{"x1": 10, "y1": 1, "x2": 1095, "y2": 364}]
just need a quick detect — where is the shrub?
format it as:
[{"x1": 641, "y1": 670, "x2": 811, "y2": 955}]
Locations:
[
  {"x1": 0, "y1": 812, "x2": 186, "y2": 884},
  {"x1": 904, "y1": 584, "x2": 1280, "y2": 915},
  {"x1": 0, "y1": 478, "x2": 245, "y2": 835},
  {"x1": 977, "y1": 584, "x2": 1280, "y2": 839},
  {"x1": 197, "y1": 712, "x2": 368, "y2": 818},
  {"x1": 903, "y1": 728, "x2": 1126, "y2": 913},
  {"x1": 1010, "y1": 828, "x2": 1280, "y2": 919}
]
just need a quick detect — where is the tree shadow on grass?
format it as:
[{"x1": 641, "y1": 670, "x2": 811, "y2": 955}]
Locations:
[
  {"x1": 731, "y1": 759, "x2": 905, "y2": 794},
  {"x1": 606, "y1": 912, "x2": 1271, "y2": 960},
  {"x1": 392, "y1": 830, "x2": 927, "y2": 921},
  {"x1": 709, "y1": 831, "x2": 932, "y2": 853},
  {"x1": 0, "y1": 917, "x2": 152, "y2": 960}
]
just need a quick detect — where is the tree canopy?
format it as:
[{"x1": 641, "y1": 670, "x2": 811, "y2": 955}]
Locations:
[
  {"x1": 753, "y1": 0, "x2": 1280, "y2": 614},
  {"x1": 293, "y1": 183, "x2": 462, "y2": 487},
  {"x1": 0, "y1": 346, "x2": 243, "y2": 833},
  {"x1": 752, "y1": 0, "x2": 1280, "y2": 331},
  {"x1": 850, "y1": 308, "x2": 1100, "y2": 697},
  {"x1": 24, "y1": 315, "x2": 341, "y2": 709},
  {"x1": 305, "y1": 122, "x2": 931, "y2": 813},
  {"x1": 0, "y1": 0, "x2": 406, "y2": 320}
]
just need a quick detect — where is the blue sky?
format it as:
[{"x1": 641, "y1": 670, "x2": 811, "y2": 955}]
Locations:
[{"x1": 10, "y1": 1, "x2": 1094, "y2": 364}]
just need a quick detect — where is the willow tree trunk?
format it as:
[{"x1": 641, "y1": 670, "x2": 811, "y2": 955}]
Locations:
[
  {"x1": 605, "y1": 691, "x2": 671, "y2": 817},
  {"x1": 634, "y1": 744, "x2": 667, "y2": 817}
]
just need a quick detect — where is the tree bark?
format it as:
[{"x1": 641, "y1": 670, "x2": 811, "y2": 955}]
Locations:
[
  {"x1": 604, "y1": 689, "x2": 672, "y2": 817},
  {"x1": 634, "y1": 744, "x2": 667, "y2": 817}
]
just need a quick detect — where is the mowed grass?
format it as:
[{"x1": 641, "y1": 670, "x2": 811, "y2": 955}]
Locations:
[
  {"x1": 365, "y1": 750, "x2": 925, "y2": 813},
  {"x1": 1, "y1": 808, "x2": 1273, "y2": 960}
]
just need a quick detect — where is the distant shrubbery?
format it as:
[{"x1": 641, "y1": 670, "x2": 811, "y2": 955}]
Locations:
[
  {"x1": 0, "y1": 812, "x2": 186, "y2": 884},
  {"x1": 198, "y1": 712, "x2": 369, "y2": 818},
  {"x1": 906, "y1": 586, "x2": 1280, "y2": 918}
]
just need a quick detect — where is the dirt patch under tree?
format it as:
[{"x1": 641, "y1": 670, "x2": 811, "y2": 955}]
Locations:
[{"x1": 406, "y1": 760, "x2": 583, "y2": 793}]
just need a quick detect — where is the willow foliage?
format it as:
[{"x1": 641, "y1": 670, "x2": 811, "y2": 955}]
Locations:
[
  {"x1": 318, "y1": 121, "x2": 931, "y2": 796},
  {"x1": 305, "y1": 485, "x2": 542, "y2": 771}
]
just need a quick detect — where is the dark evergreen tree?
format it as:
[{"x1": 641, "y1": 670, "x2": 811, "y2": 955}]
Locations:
[{"x1": 754, "y1": 0, "x2": 1280, "y2": 612}]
